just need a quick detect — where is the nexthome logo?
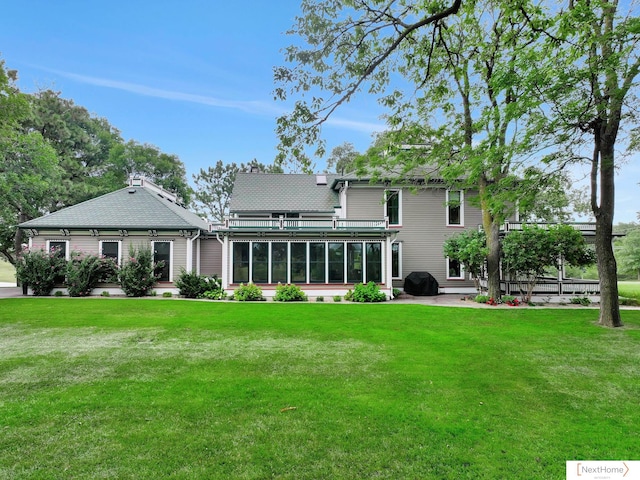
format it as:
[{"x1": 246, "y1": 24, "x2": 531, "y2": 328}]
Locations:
[{"x1": 566, "y1": 461, "x2": 637, "y2": 479}]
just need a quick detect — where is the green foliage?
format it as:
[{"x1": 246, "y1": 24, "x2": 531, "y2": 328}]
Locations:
[
  {"x1": 175, "y1": 269, "x2": 221, "y2": 299},
  {"x1": 326, "y1": 142, "x2": 359, "y2": 174},
  {"x1": 117, "y1": 245, "x2": 162, "y2": 297},
  {"x1": 316, "y1": 296, "x2": 324, "y2": 302},
  {"x1": 570, "y1": 297, "x2": 592, "y2": 306},
  {"x1": 619, "y1": 297, "x2": 639, "y2": 307},
  {"x1": 501, "y1": 295, "x2": 520, "y2": 307},
  {"x1": 15, "y1": 248, "x2": 67, "y2": 296},
  {"x1": 201, "y1": 288, "x2": 227, "y2": 301},
  {"x1": 232, "y1": 283, "x2": 264, "y2": 302},
  {"x1": 162, "y1": 292, "x2": 173, "y2": 298},
  {"x1": 392, "y1": 288, "x2": 401, "y2": 299},
  {"x1": 273, "y1": 283, "x2": 308, "y2": 302},
  {"x1": 475, "y1": 294, "x2": 490, "y2": 304},
  {"x1": 443, "y1": 230, "x2": 488, "y2": 292},
  {"x1": 65, "y1": 252, "x2": 118, "y2": 297},
  {"x1": 333, "y1": 295, "x2": 342, "y2": 302},
  {"x1": 349, "y1": 282, "x2": 387, "y2": 303},
  {"x1": 101, "y1": 291, "x2": 110, "y2": 297},
  {"x1": 344, "y1": 289, "x2": 353, "y2": 302},
  {"x1": 616, "y1": 229, "x2": 640, "y2": 280}
]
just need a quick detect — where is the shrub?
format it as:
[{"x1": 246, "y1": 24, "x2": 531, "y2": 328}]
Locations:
[
  {"x1": 349, "y1": 282, "x2": 387, "y2": 303},
  {"x1": 233, "y1": 283, "x2": 264, "y2": 301},
  {"x1": 570, "y1": 296, "x2": 592, "y2": 306},
  {"x1": 274, "y1": 283, "x2": 308, "y2": 302},
  {"x1": 101, "y1": 291, "x2": 111, "y2": 297},
  {"x1": 316, "y1": 296, "x2": 325, "y2": 302},
  {"x1": 15, "y1": 248, "x2": 67, "y2": 296},
  {"x1": 54, "y1": 290, "x2": 64, "y2": 297},
  {"x1": 344, "y1": 289, "x2": 353, "y2": 302},
  {"x1": 65, "y1": 252, "x2": 118, "y2": 297},
  {"x1": 201, "y1": 289, "x2": 227, "y2": 300},
  {"x1": 162, "y1": 292, "x2": 173, "y2": 298},
  {"x1": 392, "y1": 288, "x2": 401, "y2": 299},
  {"x1": 175, "y1": 270, "x2": 211, "y2": 298},
  {"x1": 619, "y1": 297, "x2": 639, "y2": 306},
  {"x1": 502, "y1": 295, "x2": 520, "y2": 307},
  {"x1": 332, "y1": 295, "x2": 341, "y2": 302},
  {"x1": 475, "y1": 294, "x2": 490, "y2": 304},
  {"x1": 117, "y1": 245, "x2": 163, "y2": 297}
]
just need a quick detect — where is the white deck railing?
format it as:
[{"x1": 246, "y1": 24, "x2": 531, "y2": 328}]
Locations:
[
  {"x1": 501, "y1": 222, "x2": 596, "y2": 232},
  {"x1": 210, "y1": 217, "x2": 389, "y2": 232}
]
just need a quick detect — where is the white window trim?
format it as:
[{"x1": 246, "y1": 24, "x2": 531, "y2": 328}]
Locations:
[
  {"x1": 99, "y1": 240, "x2": 122, "y2": 265},
  {"x1": 384, "y1": 189, "x2": 402, "y2": 226},
  {"x1": 446, "y1": 190, "x2": 464, "y2": 227},
  {"x1": 446, "y1": 257, "x2": 465, "y2": 280},
  {"x1": 391, "y1": 242, "x2": 403, "y2": 280},
  {"x1": 152, "y1": 240, "x2": 173, "y2": 282},
  {"x1": 46, "y1": 239, "x2": 70, "y2": 261}
]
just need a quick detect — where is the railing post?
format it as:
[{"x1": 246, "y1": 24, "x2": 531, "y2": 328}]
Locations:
[
  {"x1": 332, "y1": 217, "x2": 337, "y2": 230},
  {"x1": 279, "y1": 215, "x2": 284, "y2": 230}
]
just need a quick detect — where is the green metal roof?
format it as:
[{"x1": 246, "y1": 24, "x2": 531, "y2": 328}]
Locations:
[
  {"x1": 19, "y1": 186, "x2": 209, "y2": 231},
  {"x1": 230, "y1": 173, "x2": 341, "y2": 214}
]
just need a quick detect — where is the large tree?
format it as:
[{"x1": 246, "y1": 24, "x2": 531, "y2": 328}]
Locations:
[
  {"x1": 276, "y1": 0, "x2": 554, "y2": 299},
  {"x1": 0, "y1": 63, "x2": 61, "y2": 265},
  {"x1": 523, "y1": 0, "x2": 640, "y2": 327}
]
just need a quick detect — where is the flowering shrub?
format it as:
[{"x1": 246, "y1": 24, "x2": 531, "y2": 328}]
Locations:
[
  {"x1": 349, "y1": 282, "x2": 387, "y2": 303},
  {"x1": 65, "y1": 252, "x2": 118, "y2": 297},
  {"x1": 273, "y1": 283, "x2": 307, "y2": 302},
  {"x1": 15, "y1": 248, "x2": 67, "y2": 296},
  {"x1": 475, "y1": 294, "x2": 490, "y2": 304},
  {"x1": 232, "y1": 282, "x2": 264, "y2": 301},
  {"x1": 486, "y1": 297, "x2": 501, "y2": 306},
  {"x1": 117, "y1": 245, "x2": 163, "y2": 297},
  {"x1": 502, "y1": 295, "x2": 520, "y2": 307}
]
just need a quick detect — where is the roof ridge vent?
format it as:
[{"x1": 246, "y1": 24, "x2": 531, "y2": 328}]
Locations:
[
  {"x1": 129, "y1": 177, "x2": 177, "y2": 203},
  {"x1": 316, "y1": 174, "x2": 327, "y2": 185}
]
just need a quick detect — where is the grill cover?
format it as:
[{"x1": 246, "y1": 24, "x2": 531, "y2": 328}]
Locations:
[{"x1": 404, "y1": 271, "x2": 439, "y2": 296}]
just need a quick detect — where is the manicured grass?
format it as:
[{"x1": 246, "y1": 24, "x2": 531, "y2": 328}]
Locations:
[
  {"x1": 618, "y1": 281, "x2": 640, "y2": 301},
  {"x1": 0, "y1": 259, "x2": 15, "y2": 283},
  {"x1": 1, "y1": 300, "x2": 639, "y2": 479}
]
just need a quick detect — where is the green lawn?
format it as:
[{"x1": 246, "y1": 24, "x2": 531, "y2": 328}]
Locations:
[
  {"x1": 0, "y1": 300, "x2": 638, "y2": 479},
  {"x1": 618, "y1": 281, "x2": 640, "y2": 301},
  {"x1": 0, "y1": 259, "x2": 15, "y2": 283}
]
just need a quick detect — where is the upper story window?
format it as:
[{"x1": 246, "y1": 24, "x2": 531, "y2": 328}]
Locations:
[
  {"x1": 446, "y1": 190, "x2": 464, "y2": 226},
  {"x1": 385, "y1": 190, "x2": 401, "y2": 226}
]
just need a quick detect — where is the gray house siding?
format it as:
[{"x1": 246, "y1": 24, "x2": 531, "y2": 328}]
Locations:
[
  {"x1": 200, "y1": 238, "x2": 222, "y2": 277},
  {"x1": 346, "y1": 186, "x2": 482, "y2": 291}
]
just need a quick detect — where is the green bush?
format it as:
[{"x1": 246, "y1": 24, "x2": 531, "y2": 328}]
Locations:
[
  {"x1": 350, "y1": 282, "x2": 387, "y2": 303},
  {"x1": 65, "y1": 252, "x2": 118, "y2": 297},
  {"x1": 344, "y1": 289, "x2": 353, "y2": 302},
  {"x1": 316, "y1": 296, "x2": 325, "y2": 302},
  {"x1": 117, "y1": 245, "x2": 163, "y2": 297},
  {"x1": 332, "y1": 295, "x2": 341, "y2": 302},
  {"x1": 101, "y1": 291, "x2": 111, "y2": 297},
  {"x1": 475, "y1": 294, "x2": 490, "y2": 304},
  {"x1": 570, "y1": 296, "x2": 592, "y2": 306},
  {"x1": 274, "y1": 283, "x2": 308, "y2": 302},
  {"x1": 162, "y1": 292, "x2": 173, "y2": 298},
  {"x1": 619, "y1": 297, "x2": 640, "y2": 306},
  {"x1": 16, "y1": 248, "x2": 67, "y2": 296},
  {"x1": 175, "y1": 270, "x2": 219, "y2": 298},
  {"x1": 392, "y1": 288, "x2": 401, "y2": 299},
  {"x1": 233, "y1": 283, "x2": 264, "y2": 301},
  {"x1": 201, "y1": 289, "x2": 227, "y2": 300}
]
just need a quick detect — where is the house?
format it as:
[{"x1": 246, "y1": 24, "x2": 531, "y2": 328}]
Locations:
[
  {"x1": 19, "y1": 172, "x2": 598, "y2": 298},
  {"x1": 19, "y1": 178, "x2": 221, "y2": 295}
]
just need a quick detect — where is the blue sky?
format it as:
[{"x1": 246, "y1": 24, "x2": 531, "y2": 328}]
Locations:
[{"x1": 1, "y1": 1, "x2": 638, "y2": 223}]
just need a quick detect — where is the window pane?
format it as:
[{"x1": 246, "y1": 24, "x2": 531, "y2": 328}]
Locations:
[
  {"x1": 153, "y1": 242, "x2": 171, "y2": 282},
  {"x1": 448, "y1": 258, "x2": 462, "y2": 278},
  {"x1": 366, "y1": 243, "x2": 382, "y2": 283},
  {"x1": 252, "y1": 242, "x2": 268, "y2": 283},
  {"x1": 271, "y1": 243, "x2": 288, "y2": 284},
  {"x1": 347, "y1": 243, "x2": 363, "y2": 284},
  {"x1": 233, "y1": 242, "x2": 249, "y2": 283},
  {"x1": 448, "y1": 191, "x2": 461, "y2": 225},
  {"x1": 101, "y1": 242, "x2": 119, "y2": 263},
  {"x1": 309, "y1": 242, "x2": 325, "y2": 283},
  {"x1": 386, "y1": 191, "x2": 400, "y2": 225},
  {"x1": 392, "y1": 243, "x2": 400, "y2": 278},
  {"x1": 291, "y1": 243, "x2": 307, "y2": 283},
  {"x1": 49, "y1": 241, "x2": 66, "y2": 259},
  {"x1": 328, "y1": 242, "x2": 344, "y2": 283}
]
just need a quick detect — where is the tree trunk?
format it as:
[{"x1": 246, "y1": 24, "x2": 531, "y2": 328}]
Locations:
[
  {"x1": 595, "y1": 142, "x2": 622, "y2": 327},
  {"x1": 484, "y1": 211, "x2": 502, "y2": 300}
]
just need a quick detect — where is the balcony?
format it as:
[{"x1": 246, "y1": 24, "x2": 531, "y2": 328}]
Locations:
[
  {"x1": 501, "y1": 222, "x2": 596, "y2": 233},
  {"x1": 210, "y1": 217, "x2": 390, "y2": 232}
]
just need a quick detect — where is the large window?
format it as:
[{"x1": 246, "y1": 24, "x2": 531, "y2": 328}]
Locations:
[
  {"x1": 328, "y1": 243, "x2": 344, "y2": 283},
  {"x1": 291, "y1": 243, "x2": 307, "y2": 283},
  {"x1": 271, "y1": 243, "x2": 288, "y2": 284},
  {"x1": 233, "y1": 242, "x2": 249, "y2": 283},
  {"x1": 391, "y1": 242, "x2": 402, "y2": 279},
  {"x1": 366, "y1": 242, "x2": 382, "y2": 283},
  {"x1": 347, "y1": 243, "x2": 363, "y2": 283},
  {"x1": 47, "y1": 240, "x2": 69, "y2": 260},
  {"x1": 100, "y1": 240, "x2": 121, "y2": 265},
  {"x1": 153, "y1": 241, "x2": 172, "y2": 282},
  {"x1": 252, "y1": 242, "x2": 269, "y2": 283},
  {"x1": 447, "y1": 190, "x2": 463, "y2": 226},
  {"x1": 309, "y1": 243, "x2": 326, "y2": 283},
  {"x1": 447, "y1": 258, "x2": 464, "y2": 280},
  {"x1": 385, "y1": 190, "x2": 401, "y2": 225}
]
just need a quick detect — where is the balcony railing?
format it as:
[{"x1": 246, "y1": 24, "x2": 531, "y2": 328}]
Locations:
[
  {"x1": 501, "y1": 222, "x2": 596, "y2": 233},
  {"x1": 210, "y1": 217, "x2": 389, "y2": 232}
]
